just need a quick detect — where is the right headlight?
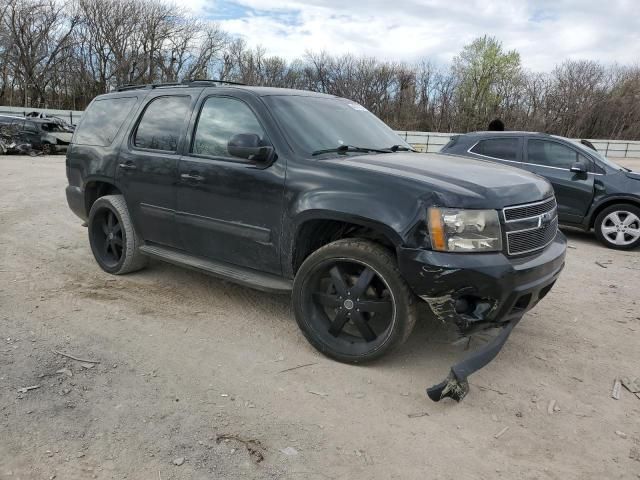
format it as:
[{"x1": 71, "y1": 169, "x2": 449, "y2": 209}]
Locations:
[{"x1": 428, "y1": 207, "x2": 503, "y2": 252}]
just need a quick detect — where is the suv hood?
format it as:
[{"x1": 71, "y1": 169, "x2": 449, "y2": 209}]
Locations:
[{"x1": 329, "y1": 152, "x2": 554, "y2": 209}]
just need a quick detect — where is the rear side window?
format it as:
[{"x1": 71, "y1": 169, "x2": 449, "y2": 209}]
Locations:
[
  {"x1": 133, "y1": 96, "x2": 190, "y2": 152},
  {"x1": 527, "y1": 140, "x2": 577, "y2": 169},
  {"x1": 470, "y1": 138, "x2": 519, "y2": 161},
  {"x1": 74, "y1": 97, "x2": 137, "y2": 147}
]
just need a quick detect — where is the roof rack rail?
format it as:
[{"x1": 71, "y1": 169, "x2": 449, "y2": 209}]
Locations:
[
  {"x1": 115, "y1": 79, "x2": 246, "y2": 92},
  {"x1": 115, "y1": 82, "x2": 181, "y2": 92},
  {"x1": 182, "y1": 78, "x2": 246, "y2": 86}
]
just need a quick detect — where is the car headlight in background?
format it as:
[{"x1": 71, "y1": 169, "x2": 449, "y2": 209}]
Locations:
[{"x1": 428, "y1": 208, "x2": 502, "y2": 252}]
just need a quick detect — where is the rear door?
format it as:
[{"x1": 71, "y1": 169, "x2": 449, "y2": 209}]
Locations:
[
  {"x1": 176, "y1": 93, "x2": 285, "y2": 274},
  {"x1": 523, "y1": 138, "x2": 595, "y2": 223},
  {"x1": 116, "y1": 92, "x2": 199, "y2": 248}
]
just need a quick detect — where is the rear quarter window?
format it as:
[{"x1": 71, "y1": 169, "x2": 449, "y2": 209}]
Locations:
[
  {"x1": 470, "y1": 138, "x2": 519, "y2": 161},
  {"x1": 74, "y1": 97, "x2": 138, "y2": 147}
]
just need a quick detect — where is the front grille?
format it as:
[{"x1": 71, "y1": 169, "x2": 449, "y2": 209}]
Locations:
[
  {"x1": 503, "y1": 197, "x2": 559, "y2": 255},
  {"x1": 506, "y1": 217, "x2": 558, "y2": 255},
  {"x1": 503, "y1": 197, "x2": 557, "y2": 222}
]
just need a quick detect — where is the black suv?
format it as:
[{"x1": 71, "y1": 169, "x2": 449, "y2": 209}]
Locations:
[
  {"x1": 441, "y1": 131, "x2": 640, "y2": 250},
  {"x1": 65, "y1": 81, "x2": 566, "y2": 402}
]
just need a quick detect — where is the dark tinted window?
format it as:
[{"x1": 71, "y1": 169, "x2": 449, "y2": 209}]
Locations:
[
  {"x1": 262, "y1": 95, "x2": 409, "y2": 156},
  {"x1": 192, "y1": 97, "x2": 266, "y2": 158},
  {"x1": 470, "y1": 138, "x2": 519, "y2": 161},
  {"x1": 74, "y1": 97, "x2": 137, "y2": 146},
  {"x1": 134, "y1": 96, "x2": 190, "y2": 152},
  {"x1": 527, "y1": 140, "x2": 577, "y2": 168}
]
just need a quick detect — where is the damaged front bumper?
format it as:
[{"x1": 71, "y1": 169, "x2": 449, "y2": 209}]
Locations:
[{"x1": 397, "y1": 232, "x2": 566, "y2": 402}]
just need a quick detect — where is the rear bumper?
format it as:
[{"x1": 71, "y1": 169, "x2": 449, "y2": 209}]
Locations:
[
  {"x1": 398, "y1": 232, "x2": 566, "y2": 331},
  {"x1": 65, "y1": 185, "x2": 86, "y2": 221}
]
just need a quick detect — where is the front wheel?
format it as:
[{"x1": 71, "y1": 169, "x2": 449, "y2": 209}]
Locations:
[
  {"x1": 292, "y1": 239, "x2": 417, "y2": 363},
  {"x1": 594, "y1": 204, "x2": 640, "y2": 250}
]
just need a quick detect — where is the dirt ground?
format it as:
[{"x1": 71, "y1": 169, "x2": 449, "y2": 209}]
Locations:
[{"x1": 1, "y1": 155, "x2": 639, "y2": 480}]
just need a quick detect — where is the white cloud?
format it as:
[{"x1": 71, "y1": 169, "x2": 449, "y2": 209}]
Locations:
[{"x1": 185, "y1": 0, "x2": 640, "y2": 71}]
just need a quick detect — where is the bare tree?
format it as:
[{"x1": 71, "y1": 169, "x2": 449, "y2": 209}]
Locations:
[
  {"x1": 0, "y1": 3, "x2": 639, "y2": 140},
  {"x1": 2, "y1": 0, "x2": 80, "y2": 107}
]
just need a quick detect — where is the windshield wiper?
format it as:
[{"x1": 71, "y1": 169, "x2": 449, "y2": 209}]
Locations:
[
  {"x1": 387, "y1": 144, "x2": 416, "y2": 152},
  {"x1": 311, "y1": 145, "x2": 390, "y2": 156}
]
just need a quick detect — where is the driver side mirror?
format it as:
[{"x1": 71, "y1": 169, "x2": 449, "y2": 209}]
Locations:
[
  {"x1": 570, "y1": 160, "x2": 588, "y2": 174},
  {"x1": 228, "y1": 133, "x2": 274, "y2": 163}
]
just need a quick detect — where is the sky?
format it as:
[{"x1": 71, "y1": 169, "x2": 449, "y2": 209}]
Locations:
[{"x1": 183, "y1": 0, "x2": 640, "y2": 71}]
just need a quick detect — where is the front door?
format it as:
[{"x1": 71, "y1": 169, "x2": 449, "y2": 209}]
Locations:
[
  {"x1": 116, "y1": 94, "x2": 196, "y2": 248},
  {"x1": 176, "y1": 95, "x2": 285, "y2": 275},
  {"x1": 523, "y1": 138, "x2": 595, "y2": 223}
]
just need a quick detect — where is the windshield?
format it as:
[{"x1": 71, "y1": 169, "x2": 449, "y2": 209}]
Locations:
[
  {"x1": 564, "y1": 138, "x2": 625, "y2": 171},
  {"x1": 263, "y1": 95, "x2": 411, "y2": 156}
]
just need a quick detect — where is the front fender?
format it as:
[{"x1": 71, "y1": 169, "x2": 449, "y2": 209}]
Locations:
[{"x1": 282, "y1": 185, "x2": 427, "y2": 277}]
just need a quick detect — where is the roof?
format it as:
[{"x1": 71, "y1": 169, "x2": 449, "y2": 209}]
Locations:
[
  {"x1": 464, "y1": 130, "x2": 552, "y2": 137},
  {"x1": 112, "y1": 79, "x2": 336, "y2": 99},
  {"x1": 232, "y1": 86, "x2": 336, "y2": 98}
]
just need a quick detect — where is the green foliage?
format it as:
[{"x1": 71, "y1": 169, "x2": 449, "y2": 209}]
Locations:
[{"x1": 452, "y1": 35, "x2": 522, "y2": 131}]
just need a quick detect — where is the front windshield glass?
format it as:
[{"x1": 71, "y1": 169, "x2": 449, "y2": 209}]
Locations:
[
  {"x1": 565, "y1": 138, "x2": 624, "y2": 171},
  {"x1": 263, "y1": 95, "x2": 411, "y2": 156}
]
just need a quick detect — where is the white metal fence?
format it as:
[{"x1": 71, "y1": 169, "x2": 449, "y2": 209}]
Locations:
[
  {"x1": 2, "y1": 105, "x2": 639, "y2": 158},
  {"x1": 0, "y1": 106, "x2": 82, "y2": 125}
]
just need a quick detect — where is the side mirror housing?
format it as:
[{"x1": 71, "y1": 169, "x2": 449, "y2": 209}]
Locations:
[
  {"x1": 228, "y1": 133, "x2": 274, "y2": 162},
  {"x1": 570, "y1": 161, "x2": 588, "y2": 174}
]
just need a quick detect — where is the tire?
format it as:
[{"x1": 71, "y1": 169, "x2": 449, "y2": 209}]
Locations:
[
  {"x1": 87, "y1": 194, "x2": 148, "y2": 274},
  {"x1": 594, "y1": 203, "x2": 640, "y2": 250},
  {"x1": 292, "y1": 238, "x2": 417, "y2": 363}
]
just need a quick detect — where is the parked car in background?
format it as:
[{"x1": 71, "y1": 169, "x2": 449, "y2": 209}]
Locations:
[
  {"x1": 0, "y1": 114, "x2": 73, "y2": 154},
  {"x1": 441, "y1": 131, "x2": 640, "y2": 250},
  {"x1": 65, "y1": 80, "x2": 566, "y2": 402}
]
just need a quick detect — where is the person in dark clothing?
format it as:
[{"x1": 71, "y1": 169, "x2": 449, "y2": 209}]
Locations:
[{"x1": 488, "y1": 119, "x2": 505, "y2": 131}]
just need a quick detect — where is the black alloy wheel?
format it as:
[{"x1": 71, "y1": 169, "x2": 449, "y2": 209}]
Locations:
[
  {"x1": 91, "y1": 208, "x2": 124, "y2": 268},
  {"x1": 87, "y1": 195, "x2": 147, "y2": 275},
  {"x1": 293, "y1": 239, "x2": 417, "y2": 363}
]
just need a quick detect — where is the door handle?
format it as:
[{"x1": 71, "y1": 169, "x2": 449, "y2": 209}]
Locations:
[
  {"x1": 118, "y1": 162, "x2": 137, "y2": 170},
  {"x1": 180, "y1": 173, "x2": 205, "y2": 182}
]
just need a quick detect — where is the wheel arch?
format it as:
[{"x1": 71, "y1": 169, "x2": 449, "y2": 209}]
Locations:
[
  {"x1": 588, "y1": 195, "x2": 640, "y2": 229},
  {"x1": 84, "y1": 178, "x2": 122, "y2": 217},
  {"x1": 288, "y1": 210, "x2": 404, "y2": 277}
]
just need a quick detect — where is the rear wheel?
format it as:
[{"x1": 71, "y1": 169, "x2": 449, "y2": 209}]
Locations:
[
  {"x1": 292, "y1": 239, "x2": 417, "y2": 363},
  {"x1": 594, "y1": 204, "x2": 640, "y2": 250},
  {"x1": 88, "y1": 195, "x2": 147, "y2": 274}
]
